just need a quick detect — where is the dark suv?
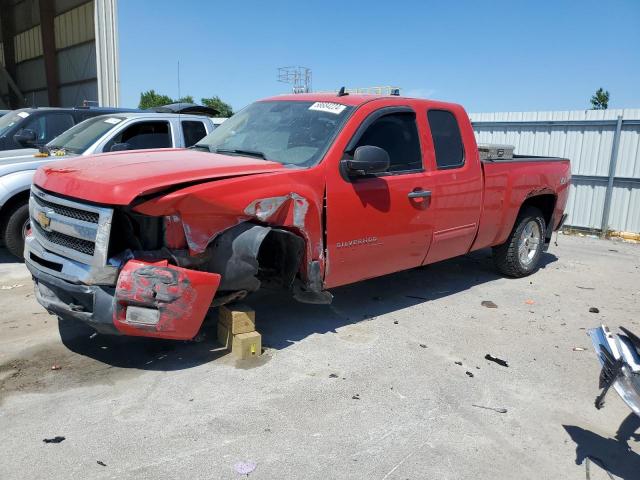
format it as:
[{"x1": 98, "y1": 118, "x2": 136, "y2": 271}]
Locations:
[{"x1": 0, "y1": 106, "x2": 139, "y2": 151}]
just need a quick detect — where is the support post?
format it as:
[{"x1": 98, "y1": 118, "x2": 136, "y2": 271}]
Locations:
[
  {"x1": 0, "y1": 0, "x2": 21, "y2": 108},
  {"x1": 600, "y1": 115, "x2": 623, "y2": 237},
  {"x1": 39, "y1": 0, "x2": 60, "y2": 106}
]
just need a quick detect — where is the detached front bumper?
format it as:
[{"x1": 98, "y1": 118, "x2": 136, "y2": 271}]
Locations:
[
  {"x1": 26, "y1": 239, "x2": 221, "y2": 340},
  {"x1": 589, "y1": 325, "x2": 640, "y2": 416}
]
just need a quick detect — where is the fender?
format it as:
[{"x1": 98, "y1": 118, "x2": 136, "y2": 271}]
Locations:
[{"x1": 0, "y1": 170, "x2": 36, "y2": 208}]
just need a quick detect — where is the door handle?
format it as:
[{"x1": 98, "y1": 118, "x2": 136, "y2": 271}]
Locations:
[{"x1": 408, "y1": 190, "x2": 432, "y2": 199}]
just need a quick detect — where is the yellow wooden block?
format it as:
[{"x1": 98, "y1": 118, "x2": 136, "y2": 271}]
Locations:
[
  {"x1": 219, "y1": 304, "x2": 255, "y2": 334},
  {"x1": 232, "y1": 331, "x2": 262, "y2": 359},
  {"x1": 217, "y1": 322, "x2": 231, "y2": 349}
]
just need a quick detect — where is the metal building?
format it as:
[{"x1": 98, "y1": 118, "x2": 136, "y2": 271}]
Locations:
[
  {"x1": 0, "y1": 0, "x2": 119, "y2": 109},
  {"x1": 471, "y1": 109, "x2": 640, "y2": 235}
]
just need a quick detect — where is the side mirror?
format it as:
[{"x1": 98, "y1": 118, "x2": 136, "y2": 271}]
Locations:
[
  {"x1": 110, "y1": 142, "x2": 131, "y2": 152},
  {"x1": 341, "y1": 145, "x2": 390, "y2": 177},
  {"x1": 14, "y1": 129, "x2": 36, "y2": 146}
]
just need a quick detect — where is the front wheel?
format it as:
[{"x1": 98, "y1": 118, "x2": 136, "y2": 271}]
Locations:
[
  {"x1": 493, "y1": 207, "x2": 546, "y2": 277},
  {"x1": 3, "y1": 202, "x2": 30, "y2": 260}
]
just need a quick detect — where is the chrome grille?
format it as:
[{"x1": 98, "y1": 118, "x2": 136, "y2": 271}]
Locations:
[
  {"x1": 29, "y1": 186, "x2": 114, "y2": 267},
  {"x1": 33, "y1": 224, "x2": 95, "y2": 256},
  {"x1": 32, "y1": 195, "x2": 99, "y2": 223}
]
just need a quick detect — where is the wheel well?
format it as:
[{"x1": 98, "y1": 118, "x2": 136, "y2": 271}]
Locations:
[
  {"x1": 519, "y1": 194, "x2": 556, "y2": 228},
  {"x1": 0, "y1": 190, "x2": 30, "y2": 233},
  {"x1": 208, "y1": 222, "x2": 305, "y2": 293}
]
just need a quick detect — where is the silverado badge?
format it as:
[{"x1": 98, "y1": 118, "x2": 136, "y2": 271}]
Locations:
[{"x1": 36, "y1": 211, "x2": 51, "y2": 229}]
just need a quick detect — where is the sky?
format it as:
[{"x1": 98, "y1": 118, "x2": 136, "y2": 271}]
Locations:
[{"x1": 118, "y1": 0, "x2": 640, "y2": 113}]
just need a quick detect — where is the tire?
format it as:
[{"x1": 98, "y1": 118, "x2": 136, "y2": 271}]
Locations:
[
  {"x1": 493, "y1": 207, "x2": 546, "y2": 278},
  {"x1": 3, "y1": 202, "x2": 30, "y2": 260}
]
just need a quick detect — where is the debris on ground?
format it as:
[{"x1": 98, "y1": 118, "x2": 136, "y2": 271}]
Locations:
[
  {"x1": 393, "y1": 320, "x2": 399, "y2": 324},
  {"x1": 525, "y1": 299, "x2": 535, "y2": 305},
  {"x1": 419, "y1": 344, "x2": 427, "y2": 348},
  {"x1": 589, "y1": 307, "x2": 600, "y2": 313},
  {"x1": 472, "y1": 404, "x2": 508, "y2": 414},
  {"x1": 96, "y1": 461, "x2": 107, "y2": 467},
  {"x1": 234, "y1": 461, "x2": 257, "y2": 476},
  {"x1": 466, "y1": 371, "x2": 474, "y2": 378},
  {"x1": 481, "y1": 300, "x2": 498, "y2": 309},
  {"x1": 0, "y1": 284, "x2": 23, "y2": 290},
  {"x1": 352, "y1": 394, "x2": 360, "y2": 400},
  {"x1": 576, "y1": 286, "x2": 595, "y2": 290},
  {"x1": 42, "y1": 436, "x2": 65, "y2": 444},
  {"x1": 455, "y1": 361, "x2": 463, "y2": 366},
  {"x1": 572, "y1": 347, "x2": 586, "y2": 351},
  {"x1": 484, "y1": 354, "x2": 509, "y2": 367},
  {"x1": 329, "y1": 373, "x2": 339, "y2": 378},
  {"x1": 50, "y1": 365, "x2": 61, "y2": 371}
]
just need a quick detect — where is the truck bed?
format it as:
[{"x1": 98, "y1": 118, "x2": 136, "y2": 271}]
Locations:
[{"x1": 472, "y1": 156, "x2": 571, "y2": 251}]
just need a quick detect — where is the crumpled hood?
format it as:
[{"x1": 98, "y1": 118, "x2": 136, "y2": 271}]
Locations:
[{"x1": 33, "y1": 148, "x2": 286, "y2": 205}]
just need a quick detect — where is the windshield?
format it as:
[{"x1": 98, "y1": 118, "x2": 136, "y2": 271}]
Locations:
[
  {"x1": 195, "y1": 100, "x2": 353, "y2": 167},
  {"x1": 0, "y1": 111, "x2": 28, "y2": 137},
  {"x1": 47, "y1": 115, "x2": 126, "y2": 154}
]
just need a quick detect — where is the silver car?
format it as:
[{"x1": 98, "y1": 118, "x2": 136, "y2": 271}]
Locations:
[{"x1": 0, "y1": 112, "x2": 221, "y2": 258}]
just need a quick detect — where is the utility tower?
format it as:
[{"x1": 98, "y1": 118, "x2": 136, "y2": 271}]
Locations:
[{"x1": 277, "y1": 66, "x2": 312, "y2": 94}]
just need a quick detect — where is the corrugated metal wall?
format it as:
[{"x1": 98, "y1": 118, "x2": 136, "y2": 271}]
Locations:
[
  {"x1": 54, "y1": 2, "x2": 95, "y2": 49},
  {"x1": 470, "y1": 109, "x2": 640, "y2": 234},
  {"x1": 14, "y1": 24, "x2": 43, "y2": 62},
  {"x1": 0, "y1": 0, "x2": 119, "y2": 108}
]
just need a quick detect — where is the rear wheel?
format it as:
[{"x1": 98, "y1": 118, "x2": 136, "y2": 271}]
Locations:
[
  {"x1": 3, "y1": 202, "x2": 30, "y2": 260},
  {"x1": 493, "y1": 207, "x2": 546, "y2": 277}
]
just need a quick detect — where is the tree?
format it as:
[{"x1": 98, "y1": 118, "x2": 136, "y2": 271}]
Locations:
[
  {"x1": 201, "y1": 96, "x2": 233, "y2": 117},
  {"x1": 138, "y1": 90, "x2": 234, "y2": 116},
  {"x1": 590, "y1": 88, "x2": 610, "y2": 110},
  {"x1": 138, "y1": 89, "x2": 174, "y2": 109}
]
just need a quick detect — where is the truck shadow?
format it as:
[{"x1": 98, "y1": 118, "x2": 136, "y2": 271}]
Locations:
[
  {"x1": 57, "y1": 248, "x2": 557, "y2": 371},
  {"x1": 0, "y1": 248, "x2": 20, "y2": 264},
  {"x1": 563, "y1": 413, "x2": 640, "y2": 479}
]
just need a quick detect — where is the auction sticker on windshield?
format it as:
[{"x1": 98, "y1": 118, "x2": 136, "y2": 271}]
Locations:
[
  {"x1": 17, "y1": 111, "x2": 30, "y2": 118},
  {"x1": 104, "y1": 118, "x2": 122, "y2": 124},
  {"x1": 309, "y1": 102, "x2": 347, "y2": 115}
]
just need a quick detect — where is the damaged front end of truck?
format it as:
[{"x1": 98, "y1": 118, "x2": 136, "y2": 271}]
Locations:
[{"x1": 25, "y1": 173, "x2": 329, "y2": 340}]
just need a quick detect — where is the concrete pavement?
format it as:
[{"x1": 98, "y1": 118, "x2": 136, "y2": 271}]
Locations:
[{"x1": 0, "y1": 234, "x2": 638, "y2": 479}]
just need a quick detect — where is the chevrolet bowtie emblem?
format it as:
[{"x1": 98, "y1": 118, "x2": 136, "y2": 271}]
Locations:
[{"x1": 36, "y1": 210, "x2": 51, "y2": 229}]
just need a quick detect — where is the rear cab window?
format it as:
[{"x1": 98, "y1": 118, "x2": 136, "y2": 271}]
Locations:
[
  {"x1": 182, "y1": 120, "x2": 207, "y2": 147},
  {"x1": 427, "y1": 110, "x2": 465, "y2": 169}
]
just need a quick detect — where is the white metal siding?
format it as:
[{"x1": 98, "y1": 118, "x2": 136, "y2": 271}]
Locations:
[
  {"x1": 14, "y1": 25, "x2": 43, "y2": 63},
  {"x1": 471, "y1": 109, "x2": 640, "y2": 233},
  {"x1": 54, "y1": 1, "x2": 96, "y2": 49}
]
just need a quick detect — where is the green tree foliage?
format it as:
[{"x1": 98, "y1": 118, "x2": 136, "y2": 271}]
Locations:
[
  {"x1": 201, "y1": 96, "x2": 234, "y2": 117},
  {"x1": 138, "y1": 90, "x2": 174, "y2": 109},
  {"x1": 590, "y1": 88, "x2": 610, "y2": 110},
  {"x1": 175, "y1": 95, "x2": 194, "y2": 104},
  {"x1": 138, "y1": 91, "x2": 233, "y2": 116}
]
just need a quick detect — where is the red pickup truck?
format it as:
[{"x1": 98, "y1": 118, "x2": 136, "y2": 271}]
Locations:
[{"x1": 25, "y1": 94, "x2": 570, "y2": 340}]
